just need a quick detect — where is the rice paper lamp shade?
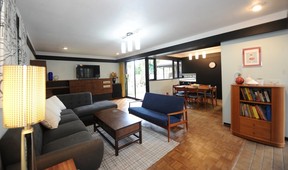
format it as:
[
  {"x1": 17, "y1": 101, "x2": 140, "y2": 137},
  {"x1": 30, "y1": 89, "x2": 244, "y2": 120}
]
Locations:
[{"x1": 3, "y1": 65, "x2": 46, "y2": 128}]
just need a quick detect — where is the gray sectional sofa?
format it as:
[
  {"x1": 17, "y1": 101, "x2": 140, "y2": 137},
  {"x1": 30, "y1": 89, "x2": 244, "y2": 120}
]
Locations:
[{"x1": 0, "y1": 92, "x2": 117, "y2": 170}]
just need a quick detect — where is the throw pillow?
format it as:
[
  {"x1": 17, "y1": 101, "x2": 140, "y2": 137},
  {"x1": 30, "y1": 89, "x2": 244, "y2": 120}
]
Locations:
[
  {"x1": 47, "y1": 95, "x2": 66, "y2": 110},
  {"x1": 41, "y1": 107, "x2": 61, "y2": 129},
  {"x1": 46, "y1": 98, "x2": 62, "y2": 116}
]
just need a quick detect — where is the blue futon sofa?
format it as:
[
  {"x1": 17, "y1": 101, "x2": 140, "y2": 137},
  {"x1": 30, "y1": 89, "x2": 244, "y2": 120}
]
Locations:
[{"x1": 128, "y1": 93, "x2": 188, "y2": 142}]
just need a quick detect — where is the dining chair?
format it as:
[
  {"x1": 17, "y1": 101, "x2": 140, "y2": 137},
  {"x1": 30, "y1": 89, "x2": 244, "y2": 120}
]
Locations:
[
  {"x1": 173, "y1": 85, "x2": 186, "y2": 98},
  {"x1": 186, "y1": 88, "x2": 202, "y2": 108},
  {"x1": 197, "y1": 84, "x2": 211, "y2": 109},
  {"x1": 207, "y1": 86, "x2": 217, "y2": 107}
]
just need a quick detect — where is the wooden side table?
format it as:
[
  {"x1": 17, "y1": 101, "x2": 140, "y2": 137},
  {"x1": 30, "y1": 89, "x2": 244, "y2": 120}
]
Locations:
[{"x1": 45, "y1": 159, "x2": 77, "y2": 170}]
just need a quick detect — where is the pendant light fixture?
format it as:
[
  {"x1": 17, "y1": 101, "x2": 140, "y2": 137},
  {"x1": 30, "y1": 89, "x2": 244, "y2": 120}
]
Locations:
[{"x1": 121, "y1": 31, "x2": 141, "y2": 54}]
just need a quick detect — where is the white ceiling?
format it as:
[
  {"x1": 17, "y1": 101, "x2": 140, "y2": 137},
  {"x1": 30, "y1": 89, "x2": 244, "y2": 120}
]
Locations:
[{"x1": 16, "y1": 0, "x2": 288, "y2": 60}]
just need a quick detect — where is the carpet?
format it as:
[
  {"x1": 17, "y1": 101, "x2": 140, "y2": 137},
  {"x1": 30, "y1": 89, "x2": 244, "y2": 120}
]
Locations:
[{"x1": 87, "y1": 125, "x2": 179, "y2": 170}]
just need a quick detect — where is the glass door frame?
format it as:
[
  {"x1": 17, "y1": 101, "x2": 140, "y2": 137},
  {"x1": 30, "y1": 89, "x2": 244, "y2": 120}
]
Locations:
[{"x1": 125, "y1": 58, "x2": 148, "y2": 100}]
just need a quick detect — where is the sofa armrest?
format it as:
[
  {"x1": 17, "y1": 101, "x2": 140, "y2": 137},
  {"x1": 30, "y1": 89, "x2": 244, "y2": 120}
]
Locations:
[
  {"x1": 167, "y1": 109, "x2": 188, "y2": 116},
  {"x1": 167, "y1": 109, "x2": 188, "y2": 124},
  {"x1": 36, "y1": 139, "x2": 104, "y2": 170}
]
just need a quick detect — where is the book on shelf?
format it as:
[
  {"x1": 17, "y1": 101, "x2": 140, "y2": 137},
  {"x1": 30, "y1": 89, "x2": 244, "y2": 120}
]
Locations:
[
  {"x1": 250, "y1": 89, "x2": 256, "y2": 101},
  {"x1": 264, "y1": 90, "x2": 270, "y2": 102},
  {"x1": 251, "y1": 106, "x2": 260, "y2": 119},
  {"x1": 244, "y1": 88, "x2": 253, "y2": 101},
  {"x1": 240, "y1": 103, "x2": 270, "y2": 121},
  {"x1": 240, "y1": 88, "x2": 247, "y2": 100},
  {"x1": 265, "y1": 105, "x2": 271, "y2": 121},
  {"x1": 255, "y1": 105, "x2": 267, "y2": 120},
  {"x1": 254, "y1": 91, "x2": 261, "y2": 102},
  {"x1": 240, "y1": 87, "x2": 271, "y2": 103}
]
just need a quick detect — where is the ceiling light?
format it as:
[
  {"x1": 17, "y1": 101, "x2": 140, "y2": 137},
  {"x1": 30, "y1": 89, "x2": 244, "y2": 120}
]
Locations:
[
  {"x1": 252, "y1": 4, "x2": 262, "y2": 12},
  {"x1": 63, "y1": 47, "x2": 68, "y2": 50},
  {"x1": 134, "y1": 36, "x2": 141, "y2": 50},
  {"x1": 127, "y1": 39, "x2": 133, "y2": 52},
  {"x1": 121, "y1": 41, "x2": 126, "y2": 53},
  {"x1": 121, "y1": 31, "x2": 141, "y2": 54},
  {"x1": 202, "y1": 51, "x2": 206, "y2": 59},
  {"x1": 195, "y1": 52, "x2": 199, "y2": 59},
  {"x1": 188, "y1": 54, "x2": 192, "y2": 60}
]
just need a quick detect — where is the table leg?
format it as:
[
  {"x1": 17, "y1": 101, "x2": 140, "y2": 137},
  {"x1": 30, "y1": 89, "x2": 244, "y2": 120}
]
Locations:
[
  {"x1": 204, "y1": 92, "x2": 207, "y2": 110},
  {"x1": 115, "y1": 140, "x2": 119, "y2": 156},
  {"x1": 139, "y1": 125, "x2": 142, "y2": 144}
]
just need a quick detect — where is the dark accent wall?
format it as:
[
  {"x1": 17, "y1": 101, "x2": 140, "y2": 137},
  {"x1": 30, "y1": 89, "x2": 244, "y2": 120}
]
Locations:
[{"x1": 182, "y1": 52, "x2": 222, "y2": 99}]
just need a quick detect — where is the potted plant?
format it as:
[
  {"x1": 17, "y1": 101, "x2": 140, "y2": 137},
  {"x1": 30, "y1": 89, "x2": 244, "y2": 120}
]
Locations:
[{"x1": 110, "y1": 72, "x2": 118, "y2": 84}]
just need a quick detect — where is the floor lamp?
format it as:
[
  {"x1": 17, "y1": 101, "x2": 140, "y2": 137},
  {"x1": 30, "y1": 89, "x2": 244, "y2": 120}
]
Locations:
[{"x1": 3, "y1": 65, "x2": 46, "y2": 170}]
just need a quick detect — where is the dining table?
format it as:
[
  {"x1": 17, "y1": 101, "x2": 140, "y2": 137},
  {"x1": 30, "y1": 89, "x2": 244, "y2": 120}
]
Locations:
[{"x1": 174, "y1": 84, "x2": 211, "y2": 109}]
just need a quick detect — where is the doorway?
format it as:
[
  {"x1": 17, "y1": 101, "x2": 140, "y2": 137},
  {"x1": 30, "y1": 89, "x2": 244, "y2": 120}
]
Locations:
[{"x1": 126, "y1": 59, "x2": 146, "y2": 99}]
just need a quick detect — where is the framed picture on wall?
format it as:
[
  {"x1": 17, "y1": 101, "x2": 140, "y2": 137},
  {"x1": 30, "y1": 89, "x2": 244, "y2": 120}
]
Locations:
[{"x1": 242, "y1": 47, "x2": 261, "y2": 67}]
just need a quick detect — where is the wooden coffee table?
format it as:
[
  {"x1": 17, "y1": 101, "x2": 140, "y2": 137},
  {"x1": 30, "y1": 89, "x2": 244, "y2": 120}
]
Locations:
[{"x1": 94, "y1": 108, "x2": 142, "y2": 156}]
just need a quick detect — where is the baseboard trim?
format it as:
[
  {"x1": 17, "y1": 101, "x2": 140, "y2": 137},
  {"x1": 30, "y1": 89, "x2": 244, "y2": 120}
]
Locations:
[{"x1": 223, "y1": 122, "x2": 231, "y2": 127}]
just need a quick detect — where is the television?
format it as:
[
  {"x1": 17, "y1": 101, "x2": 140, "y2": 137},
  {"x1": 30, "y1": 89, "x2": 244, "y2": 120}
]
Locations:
[{"x1": 76, "y1": 65, "x2": 100, "y2": 79}]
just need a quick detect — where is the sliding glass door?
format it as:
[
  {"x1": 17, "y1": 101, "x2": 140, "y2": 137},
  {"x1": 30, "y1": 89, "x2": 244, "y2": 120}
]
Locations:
[{"x1": 126, "y1": 59, "x2": 146, "y2": 99}]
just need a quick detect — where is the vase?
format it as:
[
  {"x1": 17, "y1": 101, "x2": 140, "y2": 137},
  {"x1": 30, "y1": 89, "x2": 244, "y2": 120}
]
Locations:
[
  {"x1": 112, "y1": 78, "x2": 116, "y2": 84},
  {"x1": 235, "y1": 74, "x2": 244, "y2": 84},
  {"x1": 48, "y1": 72, "x2": 53, "y2": 81}
]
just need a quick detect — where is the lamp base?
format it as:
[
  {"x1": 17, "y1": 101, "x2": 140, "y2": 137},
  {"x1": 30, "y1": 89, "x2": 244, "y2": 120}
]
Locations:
[{"x1": 21, "y1": 126, "x2": 35, "y2": 170}]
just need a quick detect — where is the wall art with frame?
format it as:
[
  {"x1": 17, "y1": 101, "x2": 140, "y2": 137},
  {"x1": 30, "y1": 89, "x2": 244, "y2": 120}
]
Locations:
[{"x1": 242, "y1": 47, "x2": 261, "y2": 67}]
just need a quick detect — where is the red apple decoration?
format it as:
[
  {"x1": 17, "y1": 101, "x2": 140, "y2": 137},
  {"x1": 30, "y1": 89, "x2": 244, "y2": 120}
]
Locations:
[{"x1": 235, "y1": 74, "x2": 244, "y2": 84}]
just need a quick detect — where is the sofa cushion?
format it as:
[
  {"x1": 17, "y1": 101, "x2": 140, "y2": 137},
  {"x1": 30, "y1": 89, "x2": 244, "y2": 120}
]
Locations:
[
  {"x1": 57, "y1": 92, "x2": 93, "y2": 109},
  {"x1": 73, "y1": 100, "x2": 117, "y2": 118},
  {"x1": 0, "y1": 128, "x2": 21, "y2": 168},
  {"x1": 59, "y1": 113, "x2": 79, "y2": 125},
  {"x1": 43, "y1": 120, "x2": 87, "y2": 145},
  {"x1": 42, "y1": 131, "x2": 92, "y2": 154},
  {"x1": 129, "y1": 107, "x2": 181, "y2": 127}
]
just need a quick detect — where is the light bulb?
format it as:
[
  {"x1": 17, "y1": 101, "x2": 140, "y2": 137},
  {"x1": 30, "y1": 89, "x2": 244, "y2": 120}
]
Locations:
[
  {"x1": 127, "y1": 39, "x2": 133, "y2": 52},
  {"x1": 121, "y1": 41, "x2": 126, "y2": 53},
  {"x1": 135, "y1": 38, "x2": 141, "y2": 50},
  {"x1": 195, "y1": 52, "x2": 199, "y2": 59},
  {"x1": 202, "y1": 51, "x2": 206, "y2": 59},
  {"x1": 252, "y1": 4, "x2": 262, "y2": 12}
]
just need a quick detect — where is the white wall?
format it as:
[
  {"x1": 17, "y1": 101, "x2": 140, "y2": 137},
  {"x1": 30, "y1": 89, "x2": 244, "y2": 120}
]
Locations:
[
  {"x1": 46, "y1": 60, "x2": 119, "y2": 80},
  {"x1": 221, "y1": 29, "x2": 288, "y2": 137},
  {"x1": 150, "y1": 79, "x2": 180, "y2": 95}
]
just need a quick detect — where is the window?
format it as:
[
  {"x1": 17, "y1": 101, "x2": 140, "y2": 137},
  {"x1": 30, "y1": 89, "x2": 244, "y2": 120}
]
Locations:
[
  {"x1": 179, "y1": 61, "x2": 182, "y2": 78},
  {"x1": 148, "y1": 59, "x2": 154, "y2": 80},
  {"x1": 174, "y1": 61, "x2": 178, "y2": 78},
  {"x1": 156, "y1": 59, "x2": 173, "y2": 80}
]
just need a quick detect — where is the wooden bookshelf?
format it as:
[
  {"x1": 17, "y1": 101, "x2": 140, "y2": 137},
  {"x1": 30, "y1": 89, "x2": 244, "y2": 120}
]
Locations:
[{"x1": 231, "y1": 84, "x2": 285, "y2": 147}]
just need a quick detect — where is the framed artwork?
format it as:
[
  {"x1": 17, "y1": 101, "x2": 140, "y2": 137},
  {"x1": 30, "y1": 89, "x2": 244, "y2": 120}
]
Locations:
[{"x1": 242, "y1": 47, "x2": 261, "y2": 67}]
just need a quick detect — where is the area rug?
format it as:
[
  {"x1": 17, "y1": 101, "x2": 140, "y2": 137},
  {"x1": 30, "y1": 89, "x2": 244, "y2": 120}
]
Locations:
[{"x1": 87, "y1": 125, "x2": 179, "y2": 170}]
